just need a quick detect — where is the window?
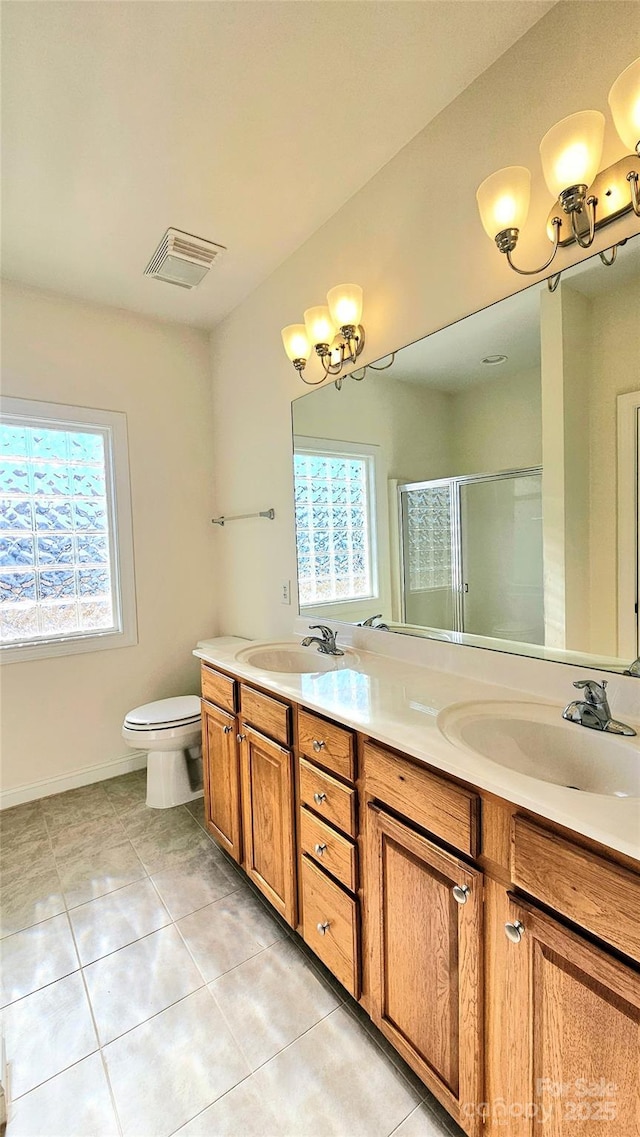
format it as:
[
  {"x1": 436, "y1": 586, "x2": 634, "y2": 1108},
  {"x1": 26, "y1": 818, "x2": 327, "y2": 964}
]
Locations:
[
  {"x1": 293, "y1": 438, "x2": 378, "y2": 607},
  {"x1": 0, "y1": 397, "x2": 137, "y2": 662}
]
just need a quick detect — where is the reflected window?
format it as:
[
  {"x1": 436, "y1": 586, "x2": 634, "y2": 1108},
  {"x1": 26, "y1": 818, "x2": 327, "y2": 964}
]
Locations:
[
  {"x1": 293, "y1": 441, "x2": 376, "y2": 607},
  {"x1": 1, "y1": 397, "x2": 136, "y2": 661}
]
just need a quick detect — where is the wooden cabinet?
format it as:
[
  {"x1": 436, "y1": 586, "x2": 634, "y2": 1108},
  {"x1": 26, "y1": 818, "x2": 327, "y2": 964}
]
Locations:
[
  {"x1": 487, "y1": 891, "x2": 640, "y2": 1137},
  {"x1": 239, "y1": 725, "x2": 297, "y2": 927},
  {"x1": 366, "y1": 804, "x2": 483, "y2": 1137},
  {"x1": 201, "y1": 699, "x2": 242, "y2": 864}
]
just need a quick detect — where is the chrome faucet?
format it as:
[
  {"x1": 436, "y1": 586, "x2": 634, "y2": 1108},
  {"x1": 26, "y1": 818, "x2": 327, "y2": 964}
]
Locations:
[
  {"x1": 562, "y1": 678, "x2": 636, "y2": 737},
  {"x1": 300, "y1": 624, "x2": 344, "y2": 656},
  {"x1": 359, "y1": 614, "x2": 391, "y2": 631},
  {"x1": 624, "y1": 657, "x2": 640, "y2": 677}
]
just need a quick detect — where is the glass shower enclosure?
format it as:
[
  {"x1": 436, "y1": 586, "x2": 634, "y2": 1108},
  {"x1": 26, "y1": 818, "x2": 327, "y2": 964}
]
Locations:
[{"x1": 398, "y1": 468, "x2": 544, "y2": 645}]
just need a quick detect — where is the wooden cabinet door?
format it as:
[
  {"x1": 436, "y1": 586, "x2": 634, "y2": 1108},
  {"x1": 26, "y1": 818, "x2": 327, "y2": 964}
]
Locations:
[
  {"x1": 492, "y1": 894, "x2": 640, "y2": 1137},
  {"x1": 201, "y1": 699, "x2": 242, "y2": 864},
  {"x1": 240, "y1": 725, "x2": 297, "y2": 926},
  {"x1": 366, "y1": 804, "x2": 483, "y2": 1136}
]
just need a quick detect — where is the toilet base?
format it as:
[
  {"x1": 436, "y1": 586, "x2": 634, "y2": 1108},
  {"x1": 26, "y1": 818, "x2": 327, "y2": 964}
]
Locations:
[{"x1": 146, "y1": 747, "x2": 204, "y2": 809}]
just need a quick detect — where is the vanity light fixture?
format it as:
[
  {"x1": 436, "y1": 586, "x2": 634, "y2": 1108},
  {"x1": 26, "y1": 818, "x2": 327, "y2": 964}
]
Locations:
[
  {"x1": 281, "y1": 283, "x2": 395, "y2": 388},
  {"x1": 476, "y1": 58, "x2": 640, "y2": 284}
]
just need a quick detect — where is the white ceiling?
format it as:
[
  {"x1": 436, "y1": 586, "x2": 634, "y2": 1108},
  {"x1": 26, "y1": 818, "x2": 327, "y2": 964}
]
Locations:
[{"x1": 1, "y1": 1, "x2": 556, "y2": 330}]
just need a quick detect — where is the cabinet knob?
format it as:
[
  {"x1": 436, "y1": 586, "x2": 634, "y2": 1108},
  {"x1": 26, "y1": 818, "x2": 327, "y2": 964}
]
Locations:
[
  {"x1": 236, "y1": 733, "x2": 246, "y2": 744},
  {"x1": 223, "y1": 725, "x2": 233, "y2": 735},
  {"x1": 313, "y1": 792, "x2": 327, "y2": 805},
  {"x1": 452, "y1": 884, "x2": 470, "y2": 905},
  {"x1": 312, "y1": 739, "x2": 326, "y2": 752},
  {"x1": 505, "y1": 920, "x2": 525, "y2": 944},
  {"x1": 316, "y1": 921, "x2": 331, "y2": 936},
  {"x1": 314, "y1": 843, "x2": 327, "y2": 857}
]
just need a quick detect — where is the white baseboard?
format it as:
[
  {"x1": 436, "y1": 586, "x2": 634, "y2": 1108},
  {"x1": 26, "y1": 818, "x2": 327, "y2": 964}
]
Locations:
[{"x1": 0, "y1": 751, "x2": 147, "y2": 811}]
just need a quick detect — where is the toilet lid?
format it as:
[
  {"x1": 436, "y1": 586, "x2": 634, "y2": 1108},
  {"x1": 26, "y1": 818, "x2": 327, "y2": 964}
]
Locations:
[{"x1": 124, "y1": 695, "x2": 201, "y2": 730}]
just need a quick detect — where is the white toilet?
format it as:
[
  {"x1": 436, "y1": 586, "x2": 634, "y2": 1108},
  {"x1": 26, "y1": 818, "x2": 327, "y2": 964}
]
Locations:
[{"x1": 122, "y1": 696, "x2": 203, "y2": 809}]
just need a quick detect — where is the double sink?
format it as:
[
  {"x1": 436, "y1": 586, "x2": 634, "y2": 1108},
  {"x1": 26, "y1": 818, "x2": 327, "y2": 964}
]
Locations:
[{"x1": 234, "y1": 641, "x2": 640, "y2": 801}]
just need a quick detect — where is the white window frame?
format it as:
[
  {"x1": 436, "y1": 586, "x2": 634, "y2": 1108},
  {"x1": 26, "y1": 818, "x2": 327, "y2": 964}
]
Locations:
[
  {"x1": 1, "y1": 396, "x2": 137, "y2": 664},
  {"x1": 293, "y1": 435, "x2": 389, "y2": 614}
]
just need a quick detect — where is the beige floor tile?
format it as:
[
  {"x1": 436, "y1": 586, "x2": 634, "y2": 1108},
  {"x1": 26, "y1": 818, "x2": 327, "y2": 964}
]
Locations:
[
  {"x1": 56, "y1": 840, "x2": 146, "y2": 908},
  {"x1": 48, "y1": 814, "x2": 127, "y2": 860},
  {"x1": 391, "y1": 1102, "x2": 461, "y2": 1137},
  {"x1": 0, "y1": 867, "x2": 66, "y2": 938},
  {"x1": 2, "y1": 971, "x2": 98, "y2": 1099},
  {"x1": 211, "y1": 938, "x2": 340, "y2": 1071},
  {"x1": 249, "y1": 1005, "x2": 422, "y2": 1137},
  {"x1": 102, "y1": 769, "x2": 147, "y2": 813},
  {"x1": 177, "y1": 885, "x2": 287, "y2": 981},
  {"x1": 0, "y1": 840, "x2": 56, "y2": 890},
  {"x1": 5, "y1": 1052, "x2": 119, "y2": 1137},
  {"x1": 174, "y1": 1076, "x2": 281, "y2": 1137},
  {"x1": 70, "y1": 877, "x2": 170, "y2": 965},
  {"x1": 83, "y1": 924, "x2": 205, "y2": 1044},
  {"x1": 184, "y1": 797, "x2": 206, "y2": 828},
  {"x1": 103, "y1": 987, "x2": 250, "y2": 1137},
  {"x1": 151, "y1": 848, "x2": 242, "y2": 920},
  {"x1": 133, "y1": 824, "x2": 219, "y2": 875},
  {"x1": 1, "y1": 913, "x2": 79, "y2": 1006},
  {"x1": 41, "y1": 785, "x2": 117, "y2": 834},
  {"x1": 120, "y1": 801, "x2": 199, "y2": 841}
]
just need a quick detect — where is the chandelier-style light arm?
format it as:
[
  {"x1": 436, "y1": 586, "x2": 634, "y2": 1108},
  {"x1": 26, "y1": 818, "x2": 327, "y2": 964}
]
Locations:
[
  {"x1": 570, "y1": 195, "x2": 597, "y2": 248},
  {"x1": 628, "y1": 170, "x2": 640, "y2": 216},
  {"x1": 504, "y1": 216, "x2": 562, "y2": 276}
]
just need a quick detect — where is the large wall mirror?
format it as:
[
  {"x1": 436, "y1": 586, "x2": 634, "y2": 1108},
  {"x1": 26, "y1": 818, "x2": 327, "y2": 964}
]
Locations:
[{"x1": 291, "y1": 235, "x2": 640, "y2": 673}]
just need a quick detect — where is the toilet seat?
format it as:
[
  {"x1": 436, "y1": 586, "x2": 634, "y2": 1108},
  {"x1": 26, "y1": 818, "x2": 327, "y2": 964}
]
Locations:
[{"x1": 123, "y1": 696, "x2": 201, "y2": 732}]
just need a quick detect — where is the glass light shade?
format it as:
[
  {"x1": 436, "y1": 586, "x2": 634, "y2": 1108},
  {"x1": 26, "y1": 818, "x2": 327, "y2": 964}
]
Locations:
[
  {"x1": 303, "y1": 305, "x2": 335, "y2": 348},
  {"x1": 476, "y1": 166, "x2": 531, "y2": 240},
  {"x1": 281, "y1": 324, "x2": 310, "y2": 363},
  {"x1": 539, "y1": 110, "x2": 605, "y2": 198},
  {"x1": 326, "y1": 283, "x2": 363, "y2": 329},
  {"x1": 608, "y1": 57, "x2": 640, "y2": 153}
]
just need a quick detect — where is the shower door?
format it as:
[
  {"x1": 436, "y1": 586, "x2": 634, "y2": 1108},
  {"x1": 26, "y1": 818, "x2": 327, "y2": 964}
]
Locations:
[{"x1": 399, "y1": 469, "x2": 544, "y2": 644}]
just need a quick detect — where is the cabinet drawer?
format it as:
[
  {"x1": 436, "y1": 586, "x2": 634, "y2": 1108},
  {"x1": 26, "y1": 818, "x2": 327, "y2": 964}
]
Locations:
[
  {"x1": 512, "y1": 817, "x2": 640, "y2": 963},
  {"x1": 240, "y1": 684, "x2": 291, "y2": 747},
  {"x1": 301, "y1": 855, "x2": 359, "y2": 998},
  {"x1": 201, "y1": 663, "x2": 237, "y2": 714},
  {"x1": 300, "y1": 807, "x2": 357, "y2": 893},
  {"x1": 298, "y1": 709, "x2": 355, "y2": 782},
  {"x1": 299, "y1": 757, "x2": 357, "y2": 838},
  {"x1": 363, "y1": 742, "x2": 479, "y2": 858}
]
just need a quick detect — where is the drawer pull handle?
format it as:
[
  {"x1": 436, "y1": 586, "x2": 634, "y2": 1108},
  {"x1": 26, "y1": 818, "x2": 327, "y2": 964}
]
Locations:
[
  {"x1": 237, "y1": 733, "x2": 246, "y2": 744},
  {"x1": 505, "y1": 920, "x2": 525, "y2": 944},
  {"x1": 316, "y1": 921, "x2": 331, "y2": 936},
  {"x1": 452, "y1": 884, "x2": 470, "y2": 905},
  {"x1": 313, "y1": 792, "x2": 327, "y2": 805},
  {"x1": 314, "y1": 843, "x2": 327, "y2": 857},
  {"x1": 223, "y1": 725, "x2": 233, "y2": 735},
  {"x1": 312, "y1": 739, "x2": 326, "y2": 752}
]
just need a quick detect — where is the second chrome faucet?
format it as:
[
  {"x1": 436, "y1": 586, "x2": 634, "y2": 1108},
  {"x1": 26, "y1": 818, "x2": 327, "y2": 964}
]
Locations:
[
  {"x1": 301, "y1": 624, "x2": 344, "y2": 656},
  {"x1": 562, "y1": 678, "x2": 636, "y2": 737}
]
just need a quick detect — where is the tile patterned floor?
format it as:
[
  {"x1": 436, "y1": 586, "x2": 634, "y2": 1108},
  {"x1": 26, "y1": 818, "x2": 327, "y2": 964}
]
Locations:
[{"x1": 0, "y1": 772, "x2": 463, "y2": 1137}]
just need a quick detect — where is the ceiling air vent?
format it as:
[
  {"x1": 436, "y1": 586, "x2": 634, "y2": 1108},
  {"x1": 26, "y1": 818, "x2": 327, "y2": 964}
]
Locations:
[{"x1": 144, "y1": 228, "x2": 226, "y2": 289}]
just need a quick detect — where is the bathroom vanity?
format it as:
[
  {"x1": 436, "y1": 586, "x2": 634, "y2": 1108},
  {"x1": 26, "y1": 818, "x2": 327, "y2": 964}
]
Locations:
[{"x1": 194, "y1": 637, "x2": 640, "y2": 1137}]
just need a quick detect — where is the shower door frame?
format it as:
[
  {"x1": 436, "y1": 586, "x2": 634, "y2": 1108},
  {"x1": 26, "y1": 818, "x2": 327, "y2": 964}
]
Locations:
[{"x1": 397, "y1": 466, "x2": 543, "y2": 634}]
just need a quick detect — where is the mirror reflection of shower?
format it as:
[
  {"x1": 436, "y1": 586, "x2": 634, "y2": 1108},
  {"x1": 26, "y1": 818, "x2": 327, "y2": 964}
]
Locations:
[{"x1": 398, "y1": 469, "x2": 544, "y2": 644}]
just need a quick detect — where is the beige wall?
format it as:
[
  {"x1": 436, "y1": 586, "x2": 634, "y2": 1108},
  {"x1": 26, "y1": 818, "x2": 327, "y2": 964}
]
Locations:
[
  {"x1": 450, "y1": 368, "x2": 542, "y2": 477},
  {"x1": 208, "y1": 2, "x2": 639, "y2": 638},
  {"x1": 1, "y1": 282, "x2": 216, "y2": 795}
]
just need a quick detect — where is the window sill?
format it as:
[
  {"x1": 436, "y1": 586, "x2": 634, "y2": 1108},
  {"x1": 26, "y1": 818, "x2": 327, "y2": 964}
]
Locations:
[{"x1": 1, "y1": 626, "x2": 138, "y2": 665}]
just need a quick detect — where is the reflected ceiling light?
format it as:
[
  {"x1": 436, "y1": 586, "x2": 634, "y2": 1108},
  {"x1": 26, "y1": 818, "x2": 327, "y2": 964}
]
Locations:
[
  {"x1": 282, "y1": 283, "x2": 395, "y2": 387},
  {"x1": 476, "y1": 59, "x2": 640, "y2": 285},
  {"x1": 481, "y1": 355, "x2": 508, "y2": 365}
]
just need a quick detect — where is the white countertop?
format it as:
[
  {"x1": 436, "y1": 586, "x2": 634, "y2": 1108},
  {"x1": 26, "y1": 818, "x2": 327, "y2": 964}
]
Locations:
[{"x1": 194, "y1": 636, "x2": 640, "y2": 862}]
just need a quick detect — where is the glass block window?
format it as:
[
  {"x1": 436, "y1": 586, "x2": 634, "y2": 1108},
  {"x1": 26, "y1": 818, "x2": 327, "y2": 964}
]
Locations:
[
  {"x1": 403, "y1": 485, "x2": 452, "y2": 591},
  {"x1": 294, "y1": 446, "x2": 375, "y2": 606},
  {"x1": 1, "y1": 398, "x2": 136, "y2": 661}
]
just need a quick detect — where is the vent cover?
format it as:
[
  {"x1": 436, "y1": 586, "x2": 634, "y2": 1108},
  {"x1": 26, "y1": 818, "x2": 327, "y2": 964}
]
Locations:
[{"x1": 144, "y1": 228, "x2": 226, "y2": 289}]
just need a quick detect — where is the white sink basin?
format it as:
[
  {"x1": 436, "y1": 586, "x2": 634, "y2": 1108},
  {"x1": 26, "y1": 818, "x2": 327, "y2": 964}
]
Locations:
[
  {"x1": 438, "y1": 701, "x2": 640, "y2": 798},
  {"x1": 234, "y1": 641, "x2": 358, "y2": 675}
]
